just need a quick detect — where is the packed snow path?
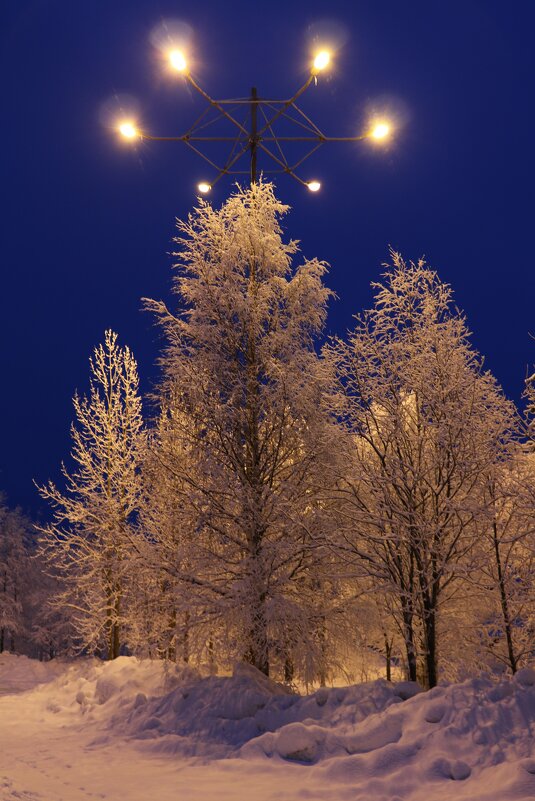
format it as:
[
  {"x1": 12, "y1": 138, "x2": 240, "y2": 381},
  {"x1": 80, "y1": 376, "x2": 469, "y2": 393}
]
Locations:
[{"x1": 1, "y1": 655, "x2": 535, "y2": 800}]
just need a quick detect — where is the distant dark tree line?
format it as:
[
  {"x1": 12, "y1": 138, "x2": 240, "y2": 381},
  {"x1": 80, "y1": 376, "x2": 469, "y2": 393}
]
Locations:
[{"x1": 0, "y1": 496, "x2": 65, "y2": 659}]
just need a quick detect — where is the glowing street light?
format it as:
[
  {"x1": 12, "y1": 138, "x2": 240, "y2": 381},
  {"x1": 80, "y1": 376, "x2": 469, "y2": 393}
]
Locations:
[
  {"x1": 370, "y1": 121, "x2": 391, "y2": 140},
  {"x1": 110, "y1": 38, "x2": 399, "y2": 192},
  {"x1": 118, "y1": 121, "x2": 138, "y2": 140},
  {"x1": 168, "y1": 49, "x2": 188, "y2": 73},
  {"x1": 312, "y1": 50, "x2": 331, "y2": 72}
]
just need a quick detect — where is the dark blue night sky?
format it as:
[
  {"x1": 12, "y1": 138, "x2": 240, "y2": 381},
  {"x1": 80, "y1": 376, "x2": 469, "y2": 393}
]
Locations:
[{"x1": 1, "y1": 0, "x2": 534, "y2": 515}]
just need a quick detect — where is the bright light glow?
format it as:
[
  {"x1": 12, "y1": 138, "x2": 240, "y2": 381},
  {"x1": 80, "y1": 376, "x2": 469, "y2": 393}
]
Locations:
[
  {"x1": 197, "y1": 182, "x2": 211, "y2": 194},
  {"x1": 118, "y1": 122, "x2": 138, "y2": 140},
  {"x1": 307, "y1": 181, "x2": 321, "y2": 192},
  {"x1": 168, "y1": 49, "x2": 188, "y2": 72},
  {"x1": 313, "y1": 51, "x2": 331, "y2": 72},
  {"x1": 371, "y1": 122, "x2": 391, "y2": 140}
]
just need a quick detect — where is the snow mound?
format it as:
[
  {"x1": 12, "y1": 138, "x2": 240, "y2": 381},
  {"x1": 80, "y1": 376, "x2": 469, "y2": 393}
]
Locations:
[
  {"x1": 240, "y1": 673, "x2": 535, "y2": 800},
  {"x1": 117, "y1": 661, "x2": 294, "y2": 757},
  {"x1": 514, "y1": 667, "x2": 535, "y2": 687},
  {"x1": 0, "y1": 652, "x2": 65, "y2": 695},
  {"x1": 16, "y1": 655, "x2": 185, "y2": 725},
  {"x1": 113, "y1": 665, "x2": 421, "y2": 760}
]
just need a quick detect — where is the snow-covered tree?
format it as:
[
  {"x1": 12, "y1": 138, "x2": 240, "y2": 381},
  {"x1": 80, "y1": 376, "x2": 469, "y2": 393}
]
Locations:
[
  {"x1": 37, "y1": 330, "x2": 145, "y2": 659},
  {"x1": 525, "y1": 367, "x2": 535, "y2": 444},
  {"x1": 135, "y1": 404, "x2": 208, "y2": 664},
  {"x1": 0, "y1": 499, "x2": 32, "y2": 653},
  {"x1": 470, "y1": 456, "x2": 535, "y2": 675},
  {"x1": 325, "y1": 253, "x2": 516, "y2": 687},
  {"x1": 144, "y1": 182, "x2": 335, "y2": 677},
  {"x1": 29, "y1": 557, "x2": 75, "y2": 660}
]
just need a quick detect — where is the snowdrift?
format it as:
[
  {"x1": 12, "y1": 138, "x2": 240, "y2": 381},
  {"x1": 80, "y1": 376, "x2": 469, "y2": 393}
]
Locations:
[
  {"x1": 0, "y1": 652, "x2": 65, "y2": 695},
  {"x1": 2, "y1": 654, "x2": 535, "y2": 800}
]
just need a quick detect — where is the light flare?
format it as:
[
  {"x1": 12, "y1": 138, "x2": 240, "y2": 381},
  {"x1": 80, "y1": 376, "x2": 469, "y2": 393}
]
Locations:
[
  {"x1": 168, "y1": 49, "x2": 188, "y2": 73},
  {"x1": 197, "y1": 182, "x2": 211, "y2": 194},
  {"x1": 313, "y1": 51, "x2": 331, "y2": 72},
  {"x1": 118, "y1": 121, "x2": 139, "y2": 140},
  {"x1": 307, "y1": 180, "x2": 321, "y2": 192},
  {"x1": 370, "y1": 121, "x2": 391, "y2": 141}
]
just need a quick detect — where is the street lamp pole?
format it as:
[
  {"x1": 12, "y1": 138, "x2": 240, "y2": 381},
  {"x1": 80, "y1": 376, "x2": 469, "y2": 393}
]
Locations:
[{"x1": 250, "y1": 87, "x2": 258, "y2": 185}]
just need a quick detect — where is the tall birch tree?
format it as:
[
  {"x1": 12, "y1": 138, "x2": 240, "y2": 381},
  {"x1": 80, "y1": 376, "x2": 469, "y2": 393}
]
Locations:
[{"x1": 37, "y1": 330, "x2": 144, "y2": 659}]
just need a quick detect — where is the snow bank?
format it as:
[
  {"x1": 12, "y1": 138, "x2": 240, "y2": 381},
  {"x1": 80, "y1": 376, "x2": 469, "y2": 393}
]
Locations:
[
  {"x1": 115, "y1": 662, "x2": 293, "y2": 757},
  {"x1": 0, "y1": 652, "x2": 65, "y2": 695},
  {"x1": 246, "y1": 672, "x2": 535, "y2": 800},
  {"x1": 21, "y1": 655, "x2": 184, "y2": 724},
  {"x1": 3, "y1": 654, "x2": 535, "y2": 800},
  {"x1": 118, "y1": 661, "x2": 535, "y2": 799},
  {"x1": 93, "y1": 662, "x2": 423, "y2": 759}
]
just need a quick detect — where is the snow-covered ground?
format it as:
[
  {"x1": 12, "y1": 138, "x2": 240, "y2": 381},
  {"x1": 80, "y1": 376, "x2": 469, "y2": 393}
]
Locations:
[{"x1": 1, "y1": 654, "x2": 535, "y2": 800}]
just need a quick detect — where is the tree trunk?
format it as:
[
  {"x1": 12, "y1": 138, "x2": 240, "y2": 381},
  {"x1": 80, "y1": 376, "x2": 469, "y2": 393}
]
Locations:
[
  {"x1": 317, "y1": 618, "x2": 328, "y2": 687},
  {"x1": 106, "y1": 589, "x2": 121, "y2": 660},
  {"x1": 166, "y1": 608, "x2": 177, "y2": 662},
  {"x1": 112, "y1": 623, "x2": 120, "y2": 660},
  {"x1": 423, "y1": 604, "x2": 438, "y2": 688},
  {"x1": 245, "y1": 589, "x2": 269, "y2": 675},
  {"x1": 208, "y1": 637, "x2": 216, "y2": 674},
  {"x1": 182, "y1": 611, "x2": 190, "y2": 664},
  {"x1": 384, "y1": 632, "x2": 393, "y2": 681},
  {"x1": 284, "y1": 656, "x2": 294, "y2": 684},
  {"x1": 493, "y1": 521, "x2": 518, "y2": 674},
  {"x1": 401, "y1": 606, "x2": 417, "y2": 682},
  {"x1": 241, "y1": 250, "x2": 271, "y2": 677},
  {"x1": 113, "y1": 591, "x2": 122, "y2": 659}
]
